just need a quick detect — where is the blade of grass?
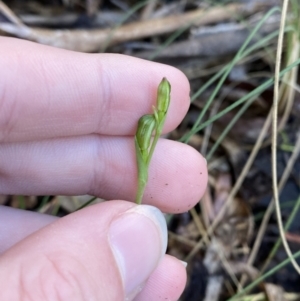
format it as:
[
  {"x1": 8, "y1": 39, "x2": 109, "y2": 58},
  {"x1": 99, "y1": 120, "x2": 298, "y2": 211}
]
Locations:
[
  {"x1": 148, "y1": 23, "x2": 190, "y2": 61},
  {"x1": 240, "y1": 1, "x2": 300, "y2": 282},
  {"x1": 38, "y1": 195, "x2": 50, "y2": 211},
  {"x1": 206, "y1": 72, "x2": 274, "y2": 161},
  {"x1": 190, "y1": 29, "x2": 278, "y2": 101},
  {"x1": 206, "y1": 94, "x2": 256, "y2": 161},
  {"x1": 148, "y1": 1, "x2": 245, "y2": 61},
  {"x1": 76, "y1": 196, "x2": 98, "y2": 211},
  {"x1": 261, "y1": 196, "x2": 300, "y2": 273},
  {"x1": 246, "y1": 130, "x2": 300, "y2": 284},
  {"x1": 51, "y1": 200, "x2": 60, "y2": 216},
  {"x1": 185, "y1": 106, "x2": 272, "y2": 262},
  {"x1": 185, "y1": 58, "x2": 300, "y2": 262},
  {"x1": 180, "y1": 58, "x2": 300, "y2": 143},
  {"x1": 226, "y1": 250, "x2": 300, "y2": 300},
  {"x1": 101, "y1": 0, "x2": 150, "y2": 52},
  {"x1": 190, "y1": 26, "x2": 292, "y2": 104},
  {"x1": 271, "y1": 0, "x2": 300, "y2": 274},
  {"x1": 17, "y1": 195, "x2": 25, "y2": 209},
  {"x1": 181, "y1": 7, "x2": 281, "y2": 144}
]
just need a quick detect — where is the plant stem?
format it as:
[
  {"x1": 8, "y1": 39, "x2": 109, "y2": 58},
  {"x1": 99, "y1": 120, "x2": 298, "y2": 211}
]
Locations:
[{"x1": 134, "y1": 78, "x2": 170, "y2": 204}]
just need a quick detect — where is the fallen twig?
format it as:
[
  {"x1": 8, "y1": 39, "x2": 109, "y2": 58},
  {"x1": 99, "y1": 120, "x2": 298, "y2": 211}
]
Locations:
[{"x1": 0, "y1": 0, "x2": 280, "y2": 52}]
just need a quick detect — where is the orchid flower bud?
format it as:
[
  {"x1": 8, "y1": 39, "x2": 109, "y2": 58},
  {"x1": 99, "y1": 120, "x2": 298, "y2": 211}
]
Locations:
[
  {"x1": 136, "y1": 114, "x2": 156, "y2": 151},
  {"x1": 156, "y1": 77, "x2": 171, "y2": 114}
]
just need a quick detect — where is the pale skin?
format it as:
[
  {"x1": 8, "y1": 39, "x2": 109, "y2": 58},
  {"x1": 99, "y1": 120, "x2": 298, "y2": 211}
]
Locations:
[{"x1": 0, "y1": 37, "x2": 208, "y2": 301}]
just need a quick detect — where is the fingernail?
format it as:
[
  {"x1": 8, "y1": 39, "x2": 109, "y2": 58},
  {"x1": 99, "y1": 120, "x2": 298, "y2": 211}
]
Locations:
[
  {"x1": 180, "y1": 260, "x2": 188, "y2": 268},
  {"x1": 109, "y1": 205, "x2": 167, "y2": 299}
]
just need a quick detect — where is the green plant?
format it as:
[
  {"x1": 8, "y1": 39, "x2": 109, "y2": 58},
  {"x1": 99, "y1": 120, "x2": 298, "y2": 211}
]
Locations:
[{"x1": 135, "y1": 78, "x2": 171, "y2": 204}]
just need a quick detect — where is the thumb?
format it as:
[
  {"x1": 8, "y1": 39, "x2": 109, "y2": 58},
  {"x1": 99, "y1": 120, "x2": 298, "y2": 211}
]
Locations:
[{"x1": 0, "y1": 201, "x2": 167, "y2": 301}]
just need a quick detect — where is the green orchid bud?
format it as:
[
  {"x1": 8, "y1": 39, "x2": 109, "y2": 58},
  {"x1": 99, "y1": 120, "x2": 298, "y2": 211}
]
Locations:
[
  {"x1": 136, "y1": 114, "x2": 156, "y2": 151},
  {"x1": 156, "y1": 77, "x2": 171, "y2": 114},
  {"x1": 134, "y1": 78, "x2": 171, "y2": 205}
]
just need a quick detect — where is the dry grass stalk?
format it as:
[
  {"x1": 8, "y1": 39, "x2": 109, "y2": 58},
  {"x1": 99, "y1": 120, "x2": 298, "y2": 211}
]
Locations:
[{"x1": 0, "y1": 0, "x2": 280, "y2": 52}]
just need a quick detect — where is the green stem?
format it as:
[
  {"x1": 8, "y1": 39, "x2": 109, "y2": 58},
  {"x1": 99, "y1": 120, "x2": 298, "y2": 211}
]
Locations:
[
  {"x1": 135, "y1": 176, "x2": 147, "y2": 205},
  {"x1": 134, "y1": 78, "x2": 170, "y2": 204},
  {"x1": 146, "y1": 122, "x2": 163, "y2": 166},
  {"x1": 135, "y1": 137, "x2": 149, "y2": 204}
]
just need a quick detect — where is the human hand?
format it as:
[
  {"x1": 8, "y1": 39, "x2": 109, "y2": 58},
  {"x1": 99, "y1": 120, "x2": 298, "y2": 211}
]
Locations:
[{"x1": 0, "y1": 37, "x2": 208, "y2": 300}]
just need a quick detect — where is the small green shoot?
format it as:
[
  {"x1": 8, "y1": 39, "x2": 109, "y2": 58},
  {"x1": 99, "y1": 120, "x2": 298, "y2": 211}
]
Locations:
[{"x1": 135, "y1": 78, "x2": 171, "y2": 204}]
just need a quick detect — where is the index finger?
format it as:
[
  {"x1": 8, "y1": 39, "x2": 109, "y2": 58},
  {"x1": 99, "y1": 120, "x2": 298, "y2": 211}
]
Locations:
[{"x1": 0, "y1": 37, "x2": 190, "y2": 142}]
